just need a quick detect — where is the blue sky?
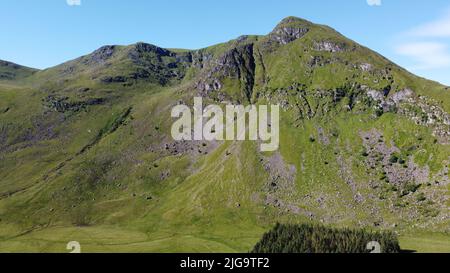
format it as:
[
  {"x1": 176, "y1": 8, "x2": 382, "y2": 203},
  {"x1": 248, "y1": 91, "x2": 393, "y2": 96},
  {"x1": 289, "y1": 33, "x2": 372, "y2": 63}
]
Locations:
[{"x1": 1, "y1": 0, "x2": 450, "y2": 85}]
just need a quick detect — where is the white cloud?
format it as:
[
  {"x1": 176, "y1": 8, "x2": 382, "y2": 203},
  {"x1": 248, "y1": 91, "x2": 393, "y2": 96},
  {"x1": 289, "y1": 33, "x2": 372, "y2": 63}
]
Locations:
[
  {"x1": 395, "y1": 42, "x2": 450, "y2": 70},
  {"x1": 409, "y1": 10, "x2": 450, "y2": 38},
  {"x1": 367, "y1": 0, "x2": 382, "y2": 6},
  {"x1": 67, "y1": 0, "x2": 81, "y2": 6},
  {"x1": 393, "y1": 8, "x2": 450, "y2": 74}
]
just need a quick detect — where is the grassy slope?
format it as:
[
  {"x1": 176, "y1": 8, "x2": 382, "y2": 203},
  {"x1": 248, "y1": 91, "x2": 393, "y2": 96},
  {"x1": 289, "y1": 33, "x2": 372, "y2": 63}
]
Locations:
[
  {"x1": 0, "y1": 17, "x2": 449, "y2": 253},
  {"x1": 0, "y1": 60, "x2": 38, "y2": 83}
]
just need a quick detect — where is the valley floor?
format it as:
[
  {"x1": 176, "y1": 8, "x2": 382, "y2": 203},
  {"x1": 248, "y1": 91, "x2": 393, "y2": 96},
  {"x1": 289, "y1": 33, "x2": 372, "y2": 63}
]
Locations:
[{"x1": 0, "y1": 225, "x2": 449, "y2": 253}]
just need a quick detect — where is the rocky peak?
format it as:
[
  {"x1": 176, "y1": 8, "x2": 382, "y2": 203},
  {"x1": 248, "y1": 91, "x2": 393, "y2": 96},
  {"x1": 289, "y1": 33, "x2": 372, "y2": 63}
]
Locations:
[
  {"x1": 270, "y1": 16, "x2": 312, "y2": 45},
  {"x1": 131, "y1": 42, "x2": 174, "y2": 57},
  {"x1": 82, "y1": 45, "x2": 117, "y2": 65},
  {"x1": 276, "y1": 16, "x2": 313, "y2": 26}
]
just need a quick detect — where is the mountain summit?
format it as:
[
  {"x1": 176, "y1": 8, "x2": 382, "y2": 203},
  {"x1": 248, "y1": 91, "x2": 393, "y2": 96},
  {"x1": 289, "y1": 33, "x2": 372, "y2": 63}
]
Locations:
[{"x1": 0, "y1": 17, "x2": 449, "y2": 252}]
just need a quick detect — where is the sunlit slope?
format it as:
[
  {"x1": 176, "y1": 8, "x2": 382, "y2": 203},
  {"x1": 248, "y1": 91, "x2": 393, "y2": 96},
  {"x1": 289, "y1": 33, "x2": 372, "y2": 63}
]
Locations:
[
  {"x1": 0, "y1": 17, "x2": 448, "y2": 252},
  {"x1": 0, "y1": 60, "x2": 37, "y2": 83}
]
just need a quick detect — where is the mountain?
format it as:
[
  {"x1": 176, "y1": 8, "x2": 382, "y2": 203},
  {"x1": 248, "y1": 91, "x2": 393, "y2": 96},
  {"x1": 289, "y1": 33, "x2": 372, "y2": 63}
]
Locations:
[
  {"x1": 0, "y1": 17, "x2": 449, "y2": 253},
  {"x1": 0, "y1": 60, "x2": 37, "y2": 81}
]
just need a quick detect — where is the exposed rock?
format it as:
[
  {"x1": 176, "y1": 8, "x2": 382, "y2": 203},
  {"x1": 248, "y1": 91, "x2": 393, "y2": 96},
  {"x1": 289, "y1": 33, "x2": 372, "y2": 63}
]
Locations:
[
  {"x1": 359, "y1": 63, "x2": 373, "y2": 72},
  {"x1": 270, "y1": 26, "x2": 309, "y2": 45},
  {"x1": 236, "y1": 35, "x2": 249, "y2": 43},
  {"x1": 128, "y1": 42, "x2": 174, "y2": 62},
  {"x1": 125, "y1": 42, "x2": 190, "y2": 85},
  {"x1": 391, "y1": 88, "x2": 414, "y2": 104},
  {"x1": 100, "y1": 75, "x2": 127, "y2": 83},
  {"x1": 317, "y1": 127, "x2": 330, "y2": 145},
  {"x1": 360, "y1": 129, "x2": 430, "y2": 186},
  {"x1": 82, "y1": 45, "x2": 116, "y2": 65},
  {"x1": 192, "y1": 50, "x2": 213, "y2": 69},
  {"x1": 44, "y1": 95, "x2": 106, "y2": 113},
  {"x1": 0, "y1": 72, "x2": 15, "y2": 80},
  {"x1": 313, "y1": 41, "x2": 346, "y2": 52},
  {"x1": 195, "y1": 43, "x2": 256, "y2": 102}
]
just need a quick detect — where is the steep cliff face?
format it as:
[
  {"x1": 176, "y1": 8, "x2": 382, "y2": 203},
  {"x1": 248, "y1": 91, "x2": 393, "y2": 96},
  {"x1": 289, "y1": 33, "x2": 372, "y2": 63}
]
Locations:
[{"x1": 195, "y1": 42, "x2": 256, "y2": 103}]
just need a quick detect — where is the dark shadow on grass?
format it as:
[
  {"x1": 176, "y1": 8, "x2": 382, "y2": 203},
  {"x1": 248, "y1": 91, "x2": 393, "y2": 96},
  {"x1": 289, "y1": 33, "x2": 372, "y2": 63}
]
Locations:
[{"x1": 400, "y1": 249, "x2": 417, "y2": 253}]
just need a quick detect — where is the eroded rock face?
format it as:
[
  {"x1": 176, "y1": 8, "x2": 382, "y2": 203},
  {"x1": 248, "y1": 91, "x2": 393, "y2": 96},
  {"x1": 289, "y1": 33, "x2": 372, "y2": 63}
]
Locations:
[
  {"x1": 366, "y1": 87, "x2": 413, "y2": 113},
  {"x1": 359, "y1": 129, "x2": 449, "y2": 227},
  {"x1": 270, "y1": 26, "x2": 309, "y2": 45},
  {"x1": 195, "y1": 43, "x2": 256, "y2": 102},
  {"x1": 313, "y1": 41, "x2": 346, "y2": 52},
  {"x1": 391, "y1": 88, "x2": 414, "y2": 104},
  {"x1": 366, "y1": 87, "x2": 450, "y2": 142},
  {"x1": 191, "y1": 50, "x2": 213, "y2": 69},
  {"x1": 128, "y1": 42, "x2": 174, "y2": 63},
  {"x1": 361, "y1": 129, "x2": 429, "y2": 186},
  {"x1": 266, "y1": 17, "x2": 312, "y2": 46},
  {"x1": 83, "y1": 45, "x2": 117, "y2": 65},
  {"x1": 359, "y1": 63, "x2": 373, "y2": 72},
  {"x1": 259, "y1": 151, "x2": 310, "y2": 216}
]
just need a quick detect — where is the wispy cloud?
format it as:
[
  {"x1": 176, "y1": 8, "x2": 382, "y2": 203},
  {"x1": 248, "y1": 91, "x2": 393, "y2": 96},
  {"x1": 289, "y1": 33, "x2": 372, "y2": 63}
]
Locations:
[
  {"x1": 408, "y1": 10, "x2": 450, "y2": 38},
  {"x1": 395, "y1": 42, "x2": 450, "y2": 70},
  {"x1": 394, "y1": 8, "x2": 450, "y2": 72},
  {"x1": 67, "y1": 0, "x2": 81, "y2": 6},
  {"x1": 367, "y1": 0, "x2": 382, "y2": 7}
]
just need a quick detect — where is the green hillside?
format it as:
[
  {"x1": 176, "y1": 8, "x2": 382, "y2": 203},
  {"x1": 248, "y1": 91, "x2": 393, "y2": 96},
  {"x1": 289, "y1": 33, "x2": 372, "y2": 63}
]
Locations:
[
  {"x1": 0, "y1": 60, "x2": 37, "y2": 82},
  {"x1": 0, "y1": 17, "x2": 449, "y2": 253}
]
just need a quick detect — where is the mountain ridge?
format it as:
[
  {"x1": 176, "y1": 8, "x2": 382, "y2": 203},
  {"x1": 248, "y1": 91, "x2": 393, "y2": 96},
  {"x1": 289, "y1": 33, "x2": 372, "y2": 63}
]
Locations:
[
  {"x1": 2, "y1": 16, "x2": 449, "y2": 88},
  {"x1": 0, "y1": 59, "x2": 38, "y2": 81},
  {"x1": 0, "y1": 16, "x2": 449, "y2": 253}
]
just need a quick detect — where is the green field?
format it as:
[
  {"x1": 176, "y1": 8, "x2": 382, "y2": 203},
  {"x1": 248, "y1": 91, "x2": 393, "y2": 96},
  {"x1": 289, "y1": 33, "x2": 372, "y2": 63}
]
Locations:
[{"x1": 1, "y1": 225, "x2": 449, "y2": 253}]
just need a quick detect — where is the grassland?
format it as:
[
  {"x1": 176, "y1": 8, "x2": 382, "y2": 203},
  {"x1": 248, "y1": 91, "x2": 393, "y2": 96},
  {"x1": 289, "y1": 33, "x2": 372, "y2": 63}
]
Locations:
[{"x1": 1, "y1": 224, "x2": 449, "y2": 253}]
